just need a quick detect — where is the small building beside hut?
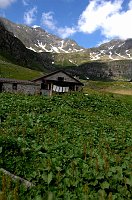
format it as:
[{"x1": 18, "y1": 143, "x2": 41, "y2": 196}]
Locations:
[
  {"x1": 0, "y1": 78, "x2": 40, "y2": 95},
  {"x1": 0, "y1": 70, "x2": 84, "y2": 95},
  {"x1": 33, "y1": 70, "x2": 84, "y2": 96}
]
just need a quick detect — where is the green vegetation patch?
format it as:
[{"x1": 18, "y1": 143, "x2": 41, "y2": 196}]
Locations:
[
  {"x1": 84, "y1": 80, "x2": 132, "y2": 92},
  {"x1": 0, "y1": 61, "x2": 43, "y2": 80},
  {"x1": 0, "y1": 92, "x2": 132, "y2": 199}
]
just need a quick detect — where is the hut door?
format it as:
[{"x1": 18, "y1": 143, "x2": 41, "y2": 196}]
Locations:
[{"x1": 0, "y1": 83, "x2": 3, "y2": 92}]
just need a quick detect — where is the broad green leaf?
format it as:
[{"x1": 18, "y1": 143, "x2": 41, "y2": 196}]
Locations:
[
  {"x1": 48, "y1": 172, "x2": 53, "y2": 184},
  {"x1": 34, "y1": 195, "x2": 43, "y2": 200},
  {"x1": 126, "y1": 178, "x2": 132, "y2": 186},
  {"x1": 48, "y1": 192, "x2": 54, "y2": 200},
  {"x1": 101, "y1": 181, "x2": 110, "y2": 189}
]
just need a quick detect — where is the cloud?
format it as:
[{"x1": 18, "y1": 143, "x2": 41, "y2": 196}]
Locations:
[
  {"x1": 0, "y1": 0, "x2": 16, "y2": 9},
  {"x1": 41, "y1": 0, "x2": 132, "y2": 40},
  {"x1": 128, "y1": 0, "x2": 132, "y2": 9},
  {"x1": 41, "y1": 12, "x2": 57, "y2": 30},
  {"x1": 24, "y1": 6, "x2": 37, "y2": 25},
  {"x1": 97, "y1": 39, "x2": 111, "y2": 47},
  {"x1": 77, "y1": 0, "x2": 132, "y2": 40},
  {"x1": 78, "y1": 0, "x2": 123, "y2": 34},
  {"x1": 22, "y1": 0, "x2": 29, "y2": 6},
  {"x1": 41, "y1": 11, "x2": 76, "y2": 38},
  {"x1": 101, "y1": 8, "x2": 132, "y2": 39},
  {"x1": 57, "y1": 27, "x2": 76, "y2": 38}
]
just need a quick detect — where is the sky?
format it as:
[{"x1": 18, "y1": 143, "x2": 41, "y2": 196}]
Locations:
[{"x1": 0, "y1": 0, "x2": 132, "y2": 48}]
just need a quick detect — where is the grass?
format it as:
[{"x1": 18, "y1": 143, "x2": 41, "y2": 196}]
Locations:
[
  {"x1": 83, "y1": 80, "x2": 132, "y2": 96},
  {"x1": 0, "y1": 60, "x2": 43, "y2": 80}
]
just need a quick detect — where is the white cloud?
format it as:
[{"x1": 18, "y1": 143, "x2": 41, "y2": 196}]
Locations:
[
  {"x1": 41, "y1": 0, "x2": 132, "y2": 40},
  {"x1": 101, "y1": 9, "x2": 132, "y2": 39},
  {"x1": 41, "y1": 11, "x2": 76, "y2": 38},
  {"x1": 0, "y1": 0, "x2": 16, "y2": 9},
  {"x1": 97, "y1": 39, "x2": 111, "y2": 47},
  {"x1": 41, "y1": 12, "x2": 57, "y2": 30},
  {"x1": 57, "y1": 26, "x2": 76, "y2": 38},
  {"x1": 77, "y1": 0, "x2": 132, "y2": 40},
  {"x1": 24, "y1": 6, "x2": 37, "y2": 25},
  {"x1": 128, "y1": 0, "x2": 132, "y2": 9},
  {"x1": 22, "y1": 0, "x2": 29, "y2": 6},
  {"x1": 78, "y1": 0, "x2": 123, "y2": 34}
]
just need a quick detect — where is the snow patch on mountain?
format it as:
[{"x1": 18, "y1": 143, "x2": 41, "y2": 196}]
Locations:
[
  {"x1": 58, "y1": 47, "x2": 69, "y2": 53},
  {"x1": 100, "y1": 50, "x2": 106, "y2": 54},
  {"x1": 26, "y1": 47, "x2": 36, "y2": 52},
  {"x1": 115, "y1": 51, "x2": 127, "y2": 59},
  {"x1": 118, "y1": 42, "x2": 125, "y2": 47},
  {"x1": 90, "y1": 52, "x2": 101, "y2": 60},
  {"x1": 32, "y1": 25, "x2": 40, "y2": 28},
  {"x1": 108, "y1": 45, "x2": 115, "y2": 50},
  {"x1": 50, "y1": 45, "x2": 60, "y2": 53},
  {"x1": 74, "y1": 48, "x2": 84, "y2": 52},
  {"x1": 37, "y1": 41, "x2": 49, "y2": 52},
  {"x1": 69, "y1": 59, "x2": 77, "y2": 66},
  {"x1": 108, "y1": 51, "x2": 118, "y2": 60},
  {"x1": 126, "y1": 50, "x2": 132, "y2": 59},
  {"x1": 60, "y1": 40, "x2": 64, "y2": 48}
]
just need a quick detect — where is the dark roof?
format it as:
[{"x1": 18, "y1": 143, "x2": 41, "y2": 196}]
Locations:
[
  {"x1": 0, "y1": 78, "x2": 39, "y2": 85},
  {"x1": 32, "y1": 70, "x2": 84, "y2": 86}
]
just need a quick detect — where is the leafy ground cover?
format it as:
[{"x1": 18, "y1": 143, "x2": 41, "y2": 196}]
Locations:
[{"x1": 0, "y1": 92, "x2": 132, "y2": 199}]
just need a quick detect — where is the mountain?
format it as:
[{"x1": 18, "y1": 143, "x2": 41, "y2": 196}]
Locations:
[
  {"x1": 0, "y1": 17, "x2": 132, "y2": 81},
  {"x1": 0, "y1": 20, "x2": 54, "y2": 72},
  {"x1": 0, "y1": 17, "x2": 84, "y2": 54},
  {"x1": 0, "y1": 17, "x2": 132, "y2": 62},
  {"x1": 89, "y1": 39, "x2": 132, "y2": 61}
]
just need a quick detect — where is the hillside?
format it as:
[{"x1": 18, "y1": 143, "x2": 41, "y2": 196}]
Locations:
[
  {"x1": 0, "y1": 55, "x2": 43, "y2": 80},
  {"x1": 0, "y1": 20, "x2": 54, "y2": 73},
  {"x1": 0, "y1": 92, "x2": 132, "y2": 199},
  {"x1": 66, "y1": 59, "x2": 132, "y2": 81},
  {"x1": 0, "y1": 17, "x2": 84, "y2": 53}
]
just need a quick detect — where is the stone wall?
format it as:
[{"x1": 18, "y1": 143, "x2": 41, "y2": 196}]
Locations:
[
  {"x1": 2, "y1": 83, "x2": 40, "y2": 95},
  {"x1": 41, "y1": 89, "x2": 52, "y2": 96}
]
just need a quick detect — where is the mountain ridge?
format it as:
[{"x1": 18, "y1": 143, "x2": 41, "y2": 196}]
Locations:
[
  {"x1": 0, "y1": 17, "x2": 132, "y2": 81},
  {"x1": 0, "y1": 19, "x2": 54, "y2": 72},
  {"x1": 0, "y1": 17, "x2": 84, "y2": 54},
  {"x1": 0, "y1": 17, "x2": 132, "y2": 62}
]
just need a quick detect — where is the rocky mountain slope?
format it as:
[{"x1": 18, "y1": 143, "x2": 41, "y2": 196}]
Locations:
[
  {"x1": 0, "y1": 20, "x2": 54, "y2": 72},
  {"x1": 0, "y1": 17, "x2": 132, "y2": 81},
  {"x1": 89, "y1": 39, "x2": 132, "y2": 61},
  {"x1": 67, "y1": 60, "x2": 132, "y2": 81},
  {"x1": 0, "y1": 17, "x2": 132, "y2": 62},
  {"x1": 0, "y1": 17, "x2": 84, "y2": 54}
]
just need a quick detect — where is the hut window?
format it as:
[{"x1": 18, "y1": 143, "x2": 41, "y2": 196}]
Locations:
[
  {"x1": 0, "y1": 83, "x2": 3, "y2": 92},
  {"x1": 12, "y1": 83, "x2": 17, "y2": 90},
  {"x1": 58, "y1": 77, "x2": 64, "y2": 81},
  {"x1": 41, "y1": 83, "x2": 48, "y2": 90}
]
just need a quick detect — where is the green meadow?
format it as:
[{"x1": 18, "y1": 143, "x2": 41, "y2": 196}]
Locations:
[
  {"x1": 0, "y1": 91, "x2": 132, "y2": 199},
  {"x1": 0, "y1": 59, "x2": 43, "y2": 80}
]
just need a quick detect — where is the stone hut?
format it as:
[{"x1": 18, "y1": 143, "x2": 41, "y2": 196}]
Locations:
[
  {"x1": 33, "y1": 70, "x2": 84, "y2": 96},
  {"x1": 0, "y1": 78, "x2": 40, "y2": 95}
]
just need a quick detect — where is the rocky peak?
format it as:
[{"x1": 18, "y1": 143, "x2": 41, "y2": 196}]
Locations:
[
  {"x1": 0, "y1": 21, "x2": 53, "y2": 71},
  {"x1": 0, "y1": 17, "x2": 85, "y2": 53}
]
